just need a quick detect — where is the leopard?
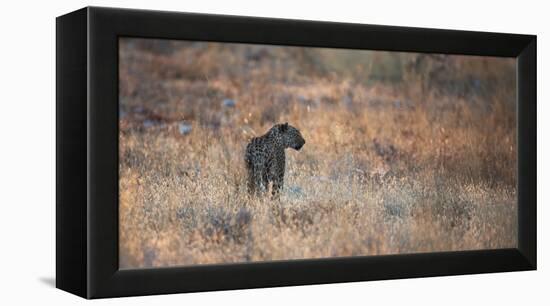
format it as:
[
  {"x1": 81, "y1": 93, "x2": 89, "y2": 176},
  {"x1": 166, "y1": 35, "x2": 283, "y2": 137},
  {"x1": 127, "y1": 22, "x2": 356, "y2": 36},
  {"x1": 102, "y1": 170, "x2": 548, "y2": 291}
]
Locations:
[{"x1": 245, "y1": 123, "x2": 305, "y2": 198}]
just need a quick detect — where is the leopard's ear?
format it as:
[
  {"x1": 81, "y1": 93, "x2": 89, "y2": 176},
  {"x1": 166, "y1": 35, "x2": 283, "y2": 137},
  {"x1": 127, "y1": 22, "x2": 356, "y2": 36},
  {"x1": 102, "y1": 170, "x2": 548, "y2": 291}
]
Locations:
[{"x1": 280, "y1": 122, "x2": 289, "y2": 132}]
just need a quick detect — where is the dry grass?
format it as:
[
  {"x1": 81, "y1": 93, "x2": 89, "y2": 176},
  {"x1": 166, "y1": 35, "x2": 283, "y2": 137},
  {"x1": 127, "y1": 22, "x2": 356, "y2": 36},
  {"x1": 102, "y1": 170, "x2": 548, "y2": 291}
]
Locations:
[{"x1": 118, "y1": 38, "x2": 517, "y2": 269}]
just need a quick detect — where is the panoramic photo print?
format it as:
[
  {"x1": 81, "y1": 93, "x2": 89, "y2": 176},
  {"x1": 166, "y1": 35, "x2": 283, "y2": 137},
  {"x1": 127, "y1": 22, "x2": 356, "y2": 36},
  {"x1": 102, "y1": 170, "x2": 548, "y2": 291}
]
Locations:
[{"x1": 119, "y1": 38, "x2": 517, "y2": 269}]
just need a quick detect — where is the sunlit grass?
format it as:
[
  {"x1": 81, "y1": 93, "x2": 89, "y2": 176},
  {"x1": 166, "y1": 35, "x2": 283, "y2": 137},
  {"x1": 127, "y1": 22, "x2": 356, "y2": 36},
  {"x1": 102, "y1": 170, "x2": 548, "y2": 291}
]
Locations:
[{"x1": 118, "y1": 39, "x2": 517, "y2": 269}]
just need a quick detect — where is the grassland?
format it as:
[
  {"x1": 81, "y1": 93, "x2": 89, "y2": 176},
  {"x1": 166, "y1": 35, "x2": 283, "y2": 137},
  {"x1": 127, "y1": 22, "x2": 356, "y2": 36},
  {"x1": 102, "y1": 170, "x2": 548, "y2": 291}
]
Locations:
[{"x1": 119, "y1": 39, "x2": 517, "y2": 269}]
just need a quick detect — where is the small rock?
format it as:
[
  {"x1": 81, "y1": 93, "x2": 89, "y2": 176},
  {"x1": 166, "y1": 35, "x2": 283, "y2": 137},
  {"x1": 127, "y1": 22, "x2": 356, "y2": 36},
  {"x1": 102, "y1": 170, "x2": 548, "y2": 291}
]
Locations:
[
  {"x1": 342, "y1": 95, "x2": 353, "y2": 108},
  {"x1": 384, "y1": 202, "x2": 405, "y2": 218},
  {"x1": 235, "y1": 208, "x2": 252, "y2": 227},
  {"x1": 473, "y1": 79, "x2": 481, "y2": 89},
  {"x1": 287, "y1": 185, "x2": 305, "y2": 198},
  {"x1": 178, "y1": 122, "x2": 192, "y2": 135},
  {"x1": 222, "y1": 98, "x2": 236, "y2": 108},
  {"x1": 143, "y1": 119, "x2": 155, "y2": 128}
]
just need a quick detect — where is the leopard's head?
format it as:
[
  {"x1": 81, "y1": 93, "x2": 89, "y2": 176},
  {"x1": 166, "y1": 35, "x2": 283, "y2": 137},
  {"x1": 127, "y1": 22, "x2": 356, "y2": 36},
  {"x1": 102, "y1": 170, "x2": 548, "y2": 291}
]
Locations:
[{"x1": 273, "y1": 122, "x2": 305, "y2": 150}]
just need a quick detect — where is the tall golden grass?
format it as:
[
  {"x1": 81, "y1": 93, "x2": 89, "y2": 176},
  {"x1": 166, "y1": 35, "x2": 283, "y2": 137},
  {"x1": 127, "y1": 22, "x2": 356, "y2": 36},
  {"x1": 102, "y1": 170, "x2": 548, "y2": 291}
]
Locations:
[{"x1": 119, "y1": 39, "x2": 517, "y2": 269}]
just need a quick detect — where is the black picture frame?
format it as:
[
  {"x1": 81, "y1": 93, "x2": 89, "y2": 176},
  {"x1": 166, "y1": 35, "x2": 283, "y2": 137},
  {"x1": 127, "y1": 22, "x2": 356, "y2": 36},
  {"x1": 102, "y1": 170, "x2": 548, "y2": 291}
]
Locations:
[{"x1": 56, "y1": 6, "x2": 537, "y2": 299}]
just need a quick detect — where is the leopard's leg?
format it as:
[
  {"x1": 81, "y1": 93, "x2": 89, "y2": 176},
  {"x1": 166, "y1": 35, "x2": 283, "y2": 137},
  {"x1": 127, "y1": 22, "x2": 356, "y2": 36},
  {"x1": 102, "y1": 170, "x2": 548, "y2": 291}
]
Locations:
[
  {"x1": 246, "y1": 165, "x2": 257, "y2": 196},
  {"x1": 261, "y1": 170, "x2": 269, "y2": 194},
  {"x1": 269, "y1": 160, "x2": 285, "y2": 200}
]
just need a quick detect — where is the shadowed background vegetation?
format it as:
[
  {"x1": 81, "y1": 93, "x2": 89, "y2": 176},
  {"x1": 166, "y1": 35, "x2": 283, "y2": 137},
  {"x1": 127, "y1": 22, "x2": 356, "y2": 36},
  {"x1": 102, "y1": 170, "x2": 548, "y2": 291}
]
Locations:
[{"x1": 119, "y1": 38, "x2": 517, "y2": 269}]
